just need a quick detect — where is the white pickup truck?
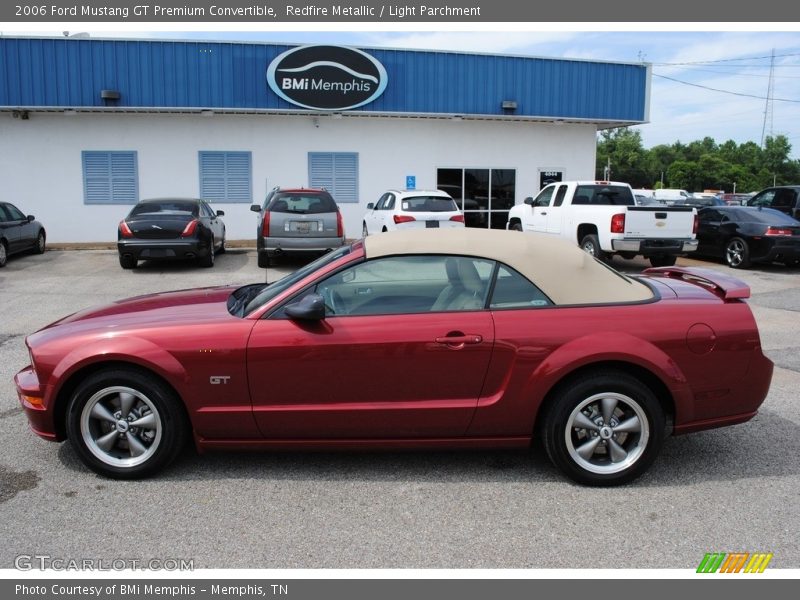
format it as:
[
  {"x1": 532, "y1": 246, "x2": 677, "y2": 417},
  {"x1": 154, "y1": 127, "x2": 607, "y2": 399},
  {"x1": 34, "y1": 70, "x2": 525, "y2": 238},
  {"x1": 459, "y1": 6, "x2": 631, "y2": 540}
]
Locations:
[{"x1": 507, "y1": 180, "x2": 699, "y2": 267}]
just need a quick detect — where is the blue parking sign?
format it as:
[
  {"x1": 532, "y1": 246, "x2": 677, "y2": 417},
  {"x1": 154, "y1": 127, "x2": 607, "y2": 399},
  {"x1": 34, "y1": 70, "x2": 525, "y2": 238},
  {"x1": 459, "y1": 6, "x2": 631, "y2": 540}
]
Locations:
[{"x1": 406, "y1": 175, "x2": 416, "y2": 190}]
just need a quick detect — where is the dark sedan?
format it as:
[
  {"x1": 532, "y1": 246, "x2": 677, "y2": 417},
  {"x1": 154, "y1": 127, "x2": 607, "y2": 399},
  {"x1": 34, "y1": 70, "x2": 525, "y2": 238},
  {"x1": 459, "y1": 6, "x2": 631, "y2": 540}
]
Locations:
[
  {"x1": 0, "y1": 201, "x2": 46, "y2": 268},
  {"x1": 696, "y1": 206, "x2": 800, "y2": 268},
  {"x1": 117, "y1": 198, "x2": 226, "y2": 269}
]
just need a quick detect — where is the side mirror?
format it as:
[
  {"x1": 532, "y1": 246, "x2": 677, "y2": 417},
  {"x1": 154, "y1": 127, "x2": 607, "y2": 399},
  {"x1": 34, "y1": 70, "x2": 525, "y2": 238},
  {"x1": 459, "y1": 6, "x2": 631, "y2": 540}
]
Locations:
[
  {"x1": 216, "y1": 210, "x2": 225, "y2": 216},
  {"x1": 523, "y1": 197, "x2": 534, "y2": 206},
  {"x1": 285, "y1": 293, "x2": 326, "y2": 321},
  {"x1": 250, "y1": 204, "x2": 262, "y2": 213},
  {"x1": 366, "y1": 203, "x2": 374, "y2": 210},
  {"x1": 27, "y1": 215, "x2": 36, "y2": 222}
]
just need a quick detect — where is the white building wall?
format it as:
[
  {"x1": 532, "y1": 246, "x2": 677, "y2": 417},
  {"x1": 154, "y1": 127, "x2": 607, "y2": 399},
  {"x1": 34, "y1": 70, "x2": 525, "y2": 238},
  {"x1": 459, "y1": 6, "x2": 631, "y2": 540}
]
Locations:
[{"x1": 0, "y1": 112, "x2": 597, "y2": 243}]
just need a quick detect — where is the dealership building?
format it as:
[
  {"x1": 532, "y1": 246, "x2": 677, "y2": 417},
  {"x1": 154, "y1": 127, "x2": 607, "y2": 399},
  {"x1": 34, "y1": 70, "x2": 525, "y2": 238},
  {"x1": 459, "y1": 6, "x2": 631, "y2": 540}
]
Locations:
[{"x1": 0, "y1": 36, "x2": 650, "y2": 242}]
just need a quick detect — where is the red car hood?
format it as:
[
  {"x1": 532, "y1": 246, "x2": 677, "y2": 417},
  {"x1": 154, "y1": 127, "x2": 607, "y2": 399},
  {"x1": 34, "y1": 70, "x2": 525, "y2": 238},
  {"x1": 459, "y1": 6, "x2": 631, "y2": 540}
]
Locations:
[{"x1": 30, "y1": 285, "x2": 239, "y2": 344}]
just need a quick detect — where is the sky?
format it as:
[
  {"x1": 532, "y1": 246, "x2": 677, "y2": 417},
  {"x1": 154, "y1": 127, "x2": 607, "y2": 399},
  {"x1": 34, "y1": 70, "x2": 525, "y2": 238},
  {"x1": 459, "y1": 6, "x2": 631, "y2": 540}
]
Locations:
[{"x1": 7, "y1": 28, "x2": 800, "y2": 158}]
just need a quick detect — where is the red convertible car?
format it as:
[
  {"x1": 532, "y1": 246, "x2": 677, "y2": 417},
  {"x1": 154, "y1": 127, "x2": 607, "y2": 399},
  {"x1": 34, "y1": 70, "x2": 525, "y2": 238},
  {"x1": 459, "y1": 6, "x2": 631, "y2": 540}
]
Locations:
[{"x1": 15, "y1": 229, "x2": 773, "y2": 485}]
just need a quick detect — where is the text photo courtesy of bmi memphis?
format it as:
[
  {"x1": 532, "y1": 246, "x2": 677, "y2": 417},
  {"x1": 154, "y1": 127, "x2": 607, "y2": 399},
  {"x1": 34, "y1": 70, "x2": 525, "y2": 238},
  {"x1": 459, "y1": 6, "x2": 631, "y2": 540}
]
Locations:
[{"x1": 2, "y1": 1, "x2": 800, "y2": 596}]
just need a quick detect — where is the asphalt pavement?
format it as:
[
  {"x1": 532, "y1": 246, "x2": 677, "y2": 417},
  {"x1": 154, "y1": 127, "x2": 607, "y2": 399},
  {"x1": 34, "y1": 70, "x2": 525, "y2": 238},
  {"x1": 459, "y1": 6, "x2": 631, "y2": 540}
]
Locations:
[{"x1": 0, "y1": 247, "x2": 798, "y2": 569}]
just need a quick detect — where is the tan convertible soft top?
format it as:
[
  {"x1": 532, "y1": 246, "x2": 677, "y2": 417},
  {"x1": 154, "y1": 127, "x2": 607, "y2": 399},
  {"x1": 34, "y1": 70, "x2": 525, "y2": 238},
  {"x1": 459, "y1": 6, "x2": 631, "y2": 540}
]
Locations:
[{"x1": 363, "y1": 228, "x2": 654, "y2": 305}]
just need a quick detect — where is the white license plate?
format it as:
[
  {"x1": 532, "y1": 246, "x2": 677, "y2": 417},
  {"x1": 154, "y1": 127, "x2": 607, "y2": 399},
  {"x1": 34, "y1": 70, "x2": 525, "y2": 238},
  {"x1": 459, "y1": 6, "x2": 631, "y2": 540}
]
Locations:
[{"x1": 288, "y1": 221, "x2": 318, "y2": 233}]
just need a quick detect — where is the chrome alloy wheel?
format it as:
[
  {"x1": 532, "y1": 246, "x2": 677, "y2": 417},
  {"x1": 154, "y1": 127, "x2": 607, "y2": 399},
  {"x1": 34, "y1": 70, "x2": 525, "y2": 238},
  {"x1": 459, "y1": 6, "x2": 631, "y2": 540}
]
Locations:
[
  {"x1": 80, "y1": 386, "x2": 163, "y2": 468},
  {"x1": 726, "y1": 239, "x2": 746, "y2": 267},
  {"x1": 565, "y1": 392, "x2": 649, "y2": 475}
]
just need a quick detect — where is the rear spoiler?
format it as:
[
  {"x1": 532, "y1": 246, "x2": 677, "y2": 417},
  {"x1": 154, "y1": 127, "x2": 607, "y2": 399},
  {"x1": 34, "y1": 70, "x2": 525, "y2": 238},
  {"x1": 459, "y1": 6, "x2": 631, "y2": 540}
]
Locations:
[{"x1": 642, "y1": 266, "x2": 750, "y2": 300}]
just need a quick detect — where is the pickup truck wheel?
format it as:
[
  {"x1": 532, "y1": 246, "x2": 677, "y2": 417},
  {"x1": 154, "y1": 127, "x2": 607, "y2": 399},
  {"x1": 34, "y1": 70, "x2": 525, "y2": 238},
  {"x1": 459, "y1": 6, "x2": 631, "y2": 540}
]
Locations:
[
  {"x1": 510, "y1": 222, "x2": 523, "y2": 232},
  {"x1": 580, "y1": 234, "x2": 606, "y2": 262},
  {"x1": 541, "y1": 371, "x2": 665, "y2": 486},
  {"x1": 649, "y1": 256, "x2": 677, "y2": 268},
  {"x1": 725, "y1": 237, "x2": 751, "y2": 269}
]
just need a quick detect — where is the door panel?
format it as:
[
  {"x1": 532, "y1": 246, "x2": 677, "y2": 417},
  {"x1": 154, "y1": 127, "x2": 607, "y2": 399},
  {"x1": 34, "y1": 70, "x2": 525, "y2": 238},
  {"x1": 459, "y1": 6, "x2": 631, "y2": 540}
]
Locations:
[{"x1": 247, "y1": 311, "x2": 495, "y2": 438}]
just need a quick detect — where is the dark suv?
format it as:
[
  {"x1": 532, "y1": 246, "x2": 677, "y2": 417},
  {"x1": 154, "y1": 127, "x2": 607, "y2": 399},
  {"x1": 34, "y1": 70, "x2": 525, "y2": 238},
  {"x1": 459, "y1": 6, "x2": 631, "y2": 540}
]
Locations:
[
  {"x1": 250, "y1": 187, "x2": 345, "y2": 268},
  {"x1": 747, "y1": 186, "x2": 800, "y2": 220}
]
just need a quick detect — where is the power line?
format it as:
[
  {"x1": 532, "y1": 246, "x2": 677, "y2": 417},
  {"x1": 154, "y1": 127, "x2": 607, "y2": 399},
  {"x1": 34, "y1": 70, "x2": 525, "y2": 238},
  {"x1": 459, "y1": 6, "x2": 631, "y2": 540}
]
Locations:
[
  {"x1": 653, "y1": 73, "x2": 800, "y2": 103},
  {"x1": 652, "y1": 52, "x2": 800, "y2": 66}
]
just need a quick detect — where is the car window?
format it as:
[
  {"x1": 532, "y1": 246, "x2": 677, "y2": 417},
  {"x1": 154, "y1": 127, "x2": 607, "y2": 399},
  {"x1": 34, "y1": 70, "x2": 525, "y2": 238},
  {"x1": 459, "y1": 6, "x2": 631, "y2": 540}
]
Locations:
[
  {"x1": 750, "y1": 190, "x2": 776, "y2": 207},
  {"x1": 314, "y1": 255, "x2": 493, "y2": 316},
  {"x1": 0, "y1": 205, "x2": 9, "y2": 222},
  {"x1": 773, "y1": 189, "x2": 797, "y2": 208},
  {"x1": 553, "y1": 185, "x2": 568, "y2": 207},
  {"x1": 490, "y1": 264, "x2": 553, "y2": 309},
  {"x1": 533, "y1": 186, "x2": 554, "y2": 207},
  {"x1": 400, "y1": 196, "x2": 458, "y2": 212},
  {"x1": 5, "y1": 203, "x2": 26, "y2": 221},
  {"x1": 575, "y1": 185, "x2": 635, "y2": 206},
  {"x1": 129, "y1": 201, "x2": 198, "y2": 217},
  {"x1": 385, "y1": 195, "x2": 396, "y2": 210},
  {"x1": 374, "y1": 194, "x2": 387, "y2": 211},
  {"x1": 269, "y1": 193, "x2": 337, "y2": 214}
]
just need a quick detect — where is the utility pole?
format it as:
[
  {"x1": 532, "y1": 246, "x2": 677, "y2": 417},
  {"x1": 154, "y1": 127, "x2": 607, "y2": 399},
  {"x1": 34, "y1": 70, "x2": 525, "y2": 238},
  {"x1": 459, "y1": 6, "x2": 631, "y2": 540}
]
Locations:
[{"x1": 761, "y1": 48, "x2": 775, "y2": 148}]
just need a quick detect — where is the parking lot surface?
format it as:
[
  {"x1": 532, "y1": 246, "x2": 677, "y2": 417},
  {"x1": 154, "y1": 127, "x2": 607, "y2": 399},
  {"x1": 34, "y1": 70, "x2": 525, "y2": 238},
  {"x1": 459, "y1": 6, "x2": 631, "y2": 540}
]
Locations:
[{"x1": 1, "y1": 248, "x2": 798, "y2": 569}]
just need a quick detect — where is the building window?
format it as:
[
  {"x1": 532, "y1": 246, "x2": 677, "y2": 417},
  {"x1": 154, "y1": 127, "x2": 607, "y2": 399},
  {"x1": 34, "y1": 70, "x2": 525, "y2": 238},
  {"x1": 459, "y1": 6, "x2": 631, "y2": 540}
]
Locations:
[
  {"x1": 199, "y1": 151, "x2": 252, "y2": 203},
  {"x1": 82, "y1": 151, "x2": 139, "y2": 205},
  {"x1": 437, "y1": 168, "x2": 516, "y2": 229},
  {"x1": 308, "y1": 152, "x2": 358, "y2": 203}
]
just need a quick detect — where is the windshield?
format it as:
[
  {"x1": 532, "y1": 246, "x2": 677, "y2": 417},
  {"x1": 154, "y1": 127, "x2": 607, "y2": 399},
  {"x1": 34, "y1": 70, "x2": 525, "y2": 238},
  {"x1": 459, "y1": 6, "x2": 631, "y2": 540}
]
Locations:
[
  {"x1": 233, "y1": 245, "x2": 353, "y2": 317},
  {"x1": 267, "y1": 193, "x2": 338, "y2": 214},
  {"x1": 402, "y1": 196, "x2": 458, "y2": 212},
  {"x1": 129, "y1": 201, "x2": 199, "y2": 217}
]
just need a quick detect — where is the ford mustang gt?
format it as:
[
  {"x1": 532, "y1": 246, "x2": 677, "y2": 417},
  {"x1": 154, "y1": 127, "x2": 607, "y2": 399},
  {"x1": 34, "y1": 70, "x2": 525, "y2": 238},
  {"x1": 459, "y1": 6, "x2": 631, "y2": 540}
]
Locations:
[{"x1": 15, "y1": 229, "x2": 773, "y2": 485}]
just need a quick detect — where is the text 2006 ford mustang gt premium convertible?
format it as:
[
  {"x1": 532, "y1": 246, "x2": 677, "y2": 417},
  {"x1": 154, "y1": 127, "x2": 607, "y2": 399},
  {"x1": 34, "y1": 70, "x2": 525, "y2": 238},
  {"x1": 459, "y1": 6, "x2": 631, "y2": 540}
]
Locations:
[{"x1": 15, "y1": 229, "x2": 773, "y2": 485}]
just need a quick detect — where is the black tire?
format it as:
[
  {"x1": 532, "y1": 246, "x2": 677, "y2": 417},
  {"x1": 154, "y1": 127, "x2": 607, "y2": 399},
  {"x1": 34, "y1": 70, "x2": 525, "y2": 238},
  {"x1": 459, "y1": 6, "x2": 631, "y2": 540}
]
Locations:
[
  {"x1": 119, "y1": 254, "x2": 137, "y2": 270},
  {"x1": 649, "y1": 255, "x2": 677, "y2": 268},
  {"x1": 541, "y1": 370, "x2": 665, "y2": 486},
  {"x1": 35, "y1": 230, "x2": 46, "y2": 254},
  {"x1": 199, "y1": 237, "x2": 215, "y2": 268},
  {"x1": 580, "y1": 234, "x2": 606, "y2": 262},
  {"x1": 725, "y1": 237, "x2": 751, "y2": 269},
  {"x1": 218, "y1": 231, "x2": 226, "y2": 254},
  {"x1": 65, "y1": 367, "x2": 188, "y2": 479},
  {"x1": 362, "y1": 223, "x2": 369, "y2": 238},
  {"x1": 257, "y1": 252, "x2": 271, "y2": 268},
  {"x1": 0, "y1": 240, "x2": 7, "y2": 268},
  {"x1": 510, "y1": 222, "x2": 523, "y2": 232}
]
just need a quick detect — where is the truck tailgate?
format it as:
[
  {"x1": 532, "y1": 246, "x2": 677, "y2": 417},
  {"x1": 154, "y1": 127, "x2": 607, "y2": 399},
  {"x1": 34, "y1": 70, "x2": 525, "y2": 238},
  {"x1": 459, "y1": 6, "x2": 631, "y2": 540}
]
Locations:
[{"x1": 625, "y1": 206, "x2": 696, "y2": 238}]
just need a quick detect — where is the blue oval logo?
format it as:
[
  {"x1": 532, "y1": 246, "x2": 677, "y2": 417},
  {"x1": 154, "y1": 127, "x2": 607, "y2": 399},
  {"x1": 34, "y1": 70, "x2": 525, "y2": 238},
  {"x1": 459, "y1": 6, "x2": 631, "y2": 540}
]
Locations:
[{"x1": 267, "y1": 45, "x2": 388, "y2": 111}]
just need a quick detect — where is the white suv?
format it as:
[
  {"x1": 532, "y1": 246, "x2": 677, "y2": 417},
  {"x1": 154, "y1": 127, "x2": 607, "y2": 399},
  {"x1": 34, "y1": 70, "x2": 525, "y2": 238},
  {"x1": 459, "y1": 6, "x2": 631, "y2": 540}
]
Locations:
[{"x1": 362, "y1": 189, "x2": 465, "y2": 236}]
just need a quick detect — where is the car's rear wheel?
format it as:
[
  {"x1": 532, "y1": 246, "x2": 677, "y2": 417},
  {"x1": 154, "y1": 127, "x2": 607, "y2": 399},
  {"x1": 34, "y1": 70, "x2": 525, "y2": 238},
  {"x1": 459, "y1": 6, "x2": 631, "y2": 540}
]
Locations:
[
  {"x1": 541, "y1": 371, "x2": 664, "y2": 486},
  {"x1": 119, "y1": 254, "x2": 137, "y2": 269},
  {"x1": 725, "y1": 237, "x2": 751, "y2": 269},
  {"x1": 258, "y1": 252, "x2": 271, "y2": 268},
  {"x1": 0, "y1": 240, "x2": 7, "y2": 267},
  {"x1": 649, "y1": 255, "x2": 677, "y2": 268},
  {"x1": 66, "y1": 368, "x2": 188, "y2": 479},
  {"x1": 35, "y1": 230, "x2": 46, "y2": 254},
  {"x1": 580, "y1": 234, "x2": 606, "y2": 263},
  {"x1": 199, "y1": 237, "x2": 215, "y2": 268}
]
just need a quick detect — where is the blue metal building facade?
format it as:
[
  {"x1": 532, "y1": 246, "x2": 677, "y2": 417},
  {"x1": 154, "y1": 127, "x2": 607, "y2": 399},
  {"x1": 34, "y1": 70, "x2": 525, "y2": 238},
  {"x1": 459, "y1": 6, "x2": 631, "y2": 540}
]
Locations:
[{"x1": 0, "y1": 37, "x2": 649, "y2": 124}]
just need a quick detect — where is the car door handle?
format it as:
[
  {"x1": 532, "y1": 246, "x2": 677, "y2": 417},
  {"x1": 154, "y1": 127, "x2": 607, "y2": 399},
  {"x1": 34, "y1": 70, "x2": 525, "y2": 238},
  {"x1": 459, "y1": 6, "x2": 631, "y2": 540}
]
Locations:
[{"x1": 434, "y1": 334, "x2": 483, "y2": 348}]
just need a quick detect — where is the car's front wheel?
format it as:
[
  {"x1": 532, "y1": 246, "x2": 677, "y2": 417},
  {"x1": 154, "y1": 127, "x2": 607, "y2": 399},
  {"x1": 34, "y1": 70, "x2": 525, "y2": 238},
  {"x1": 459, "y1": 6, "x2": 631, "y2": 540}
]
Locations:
[
  {"x1": 35, "y1": 230, "x2": 46, "y2": 254},
  {"x1": 362, "y1": 223, "x2": 369, "y2": 238},
  {"x1": 541, "y1": 371, "x2": 665, "y2": 486},
  {"x1": 66, "y1": 368, "x2": 188, "y2": 479},
  {"x1": 510, "y1": 222, "x2": 523, "y2": 232},
  {"x1": 0, "y1": 240, "x2": 7, "y2": 268}
]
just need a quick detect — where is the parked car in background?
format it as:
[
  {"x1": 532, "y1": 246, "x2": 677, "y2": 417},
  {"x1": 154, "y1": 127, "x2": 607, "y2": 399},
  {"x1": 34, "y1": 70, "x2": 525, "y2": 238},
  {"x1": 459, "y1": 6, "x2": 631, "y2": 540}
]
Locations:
[
  {"x1": 15, "y1": 228, "x2": 773, "y2": 485},
  {"x1": 362, "y1": 189, "x2": 465, "y2": 236},
  {"x1": 676, "y1": 195, "x2": 726, "y2": 208},
  {"x1": 634, "y1": 194, "x2": 664, "y2": 206},
  {"x1": 653, "y1": 188, "x2": 692, "y2": 204},
  {"x1": 746, "y1": 186, "x2": 800, "y2": 220},
  {"x1": 117, "y1": 198, "x2": 226, "y2": 269},
  {"x1": 0, "y1": 201, "x2": 46, "y2": 268},
  {"x1": 251, "y1": 187, "x2": 345, "y2": 268},
  {"x1": 720, "y1": 193, "x2": 751, "y2": 206},
  {"x1": 695, "y1": 206, "x2": 800, "y2": 268}
]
